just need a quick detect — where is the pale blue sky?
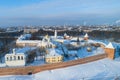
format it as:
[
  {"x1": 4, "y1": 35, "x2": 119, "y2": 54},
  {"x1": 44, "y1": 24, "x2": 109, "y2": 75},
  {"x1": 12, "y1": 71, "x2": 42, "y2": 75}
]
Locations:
[{"x1": 0, "y1": 0, "x2": 120, "y2": 26}]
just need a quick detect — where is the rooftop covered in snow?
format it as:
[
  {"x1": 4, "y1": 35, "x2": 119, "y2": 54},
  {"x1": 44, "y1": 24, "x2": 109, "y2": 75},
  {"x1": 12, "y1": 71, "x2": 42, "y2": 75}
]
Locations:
[
  {"x1": 84, "y1": 33, "x2": 89, "y2": 38},
  {"x1": 46, "y1": 48, "x2": 62, "y2": 58},
  {"x1": 106, "y1": 42, "x2": 114, "y2": 49}
]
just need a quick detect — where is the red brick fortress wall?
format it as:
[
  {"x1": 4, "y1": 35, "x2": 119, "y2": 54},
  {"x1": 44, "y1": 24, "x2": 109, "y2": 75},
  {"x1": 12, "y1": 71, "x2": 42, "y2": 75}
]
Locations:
[
  {"x1": 105, "y1": 48, "x2": 115, "y2": 59},
  {"x1": 0, "y1": 54, "x2": 107, "y2": 75}
]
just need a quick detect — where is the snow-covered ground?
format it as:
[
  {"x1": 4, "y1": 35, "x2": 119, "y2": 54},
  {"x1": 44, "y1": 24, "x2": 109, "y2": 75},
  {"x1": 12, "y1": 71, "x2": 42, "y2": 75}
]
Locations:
[
  {"x1": 0, "y1": 63, "x2": 6, "y2": 67},
  {"x1": 0, "y1": 58, "x2": 120, "y2": 80},
  {"x1": 77, "y1": 47, "x2": 105, "y2": 58}
]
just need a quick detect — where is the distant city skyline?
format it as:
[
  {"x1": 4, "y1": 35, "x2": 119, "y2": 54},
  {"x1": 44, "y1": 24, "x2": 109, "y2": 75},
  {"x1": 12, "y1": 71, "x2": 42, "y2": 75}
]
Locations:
[{"x1": 0, "y1": 0, "x2": 120, "y2": 27}]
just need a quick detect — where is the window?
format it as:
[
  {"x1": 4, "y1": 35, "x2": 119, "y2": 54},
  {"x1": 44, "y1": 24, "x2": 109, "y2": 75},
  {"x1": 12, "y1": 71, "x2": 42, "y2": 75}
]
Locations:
[
  {"x1": 10, "y1": 56, "x2": 12, "y2": 61},
  {"x1": 52, "y1": 60, "x2": 56, "y2": 62},
  {"x1": 47, "y1": 58, "x2": 50, "y2": 62},
  {"x1": 48, "y1": 60, "x2": 50, "y2": 62},
  {"x1": 52, "y1": 57, "x2": 55, "y2": 60},
  {"x1": 14, "y1": 56, "x2": 16, "y2": 60},
  {"x1": 18, "y1": 56, "x2": 20, "y2": 60},
  {"x1": 21, "y1": 56, "x2": 23, "y2": 60},
  {"x1": 6, "y1": 57, "x2": 9, "y2": 61}
]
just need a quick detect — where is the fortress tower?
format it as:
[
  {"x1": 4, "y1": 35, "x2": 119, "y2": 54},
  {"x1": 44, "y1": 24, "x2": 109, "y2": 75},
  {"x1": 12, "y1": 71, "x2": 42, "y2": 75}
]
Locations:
[
  {"x1": 84, "y1": 33, "x2": 89, "y2": 40},
  {"x1": 105, "y1": 42, "x2": 115, "y2": 60}
]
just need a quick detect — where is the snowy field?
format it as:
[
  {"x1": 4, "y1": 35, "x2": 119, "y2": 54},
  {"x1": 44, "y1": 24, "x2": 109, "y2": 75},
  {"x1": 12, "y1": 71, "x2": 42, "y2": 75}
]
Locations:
[{"x1": 0, "y1": 58, "x2": 120, "y2": 80}]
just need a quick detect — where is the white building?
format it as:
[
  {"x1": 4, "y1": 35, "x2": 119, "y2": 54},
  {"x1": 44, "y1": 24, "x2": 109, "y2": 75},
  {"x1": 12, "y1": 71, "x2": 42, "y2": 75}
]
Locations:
[
  {"x1": 24, "y1": 28, "x2": 39, "y2": 33},
  {"x1": 5, "y1": 49, "x2": 26, "y2": 67},
  {"x1": 16, "y1": 34, "x2": 55, "y2": 48}
]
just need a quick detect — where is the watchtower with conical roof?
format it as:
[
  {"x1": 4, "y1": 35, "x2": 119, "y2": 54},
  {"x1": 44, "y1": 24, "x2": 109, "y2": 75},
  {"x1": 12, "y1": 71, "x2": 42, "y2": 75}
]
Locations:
[
  {"x1": 105, "y1": 42, "x2": 115, "y2": 59},
  {"x1": 84, "y1": 33, "x2": 89, "y2": 40}
]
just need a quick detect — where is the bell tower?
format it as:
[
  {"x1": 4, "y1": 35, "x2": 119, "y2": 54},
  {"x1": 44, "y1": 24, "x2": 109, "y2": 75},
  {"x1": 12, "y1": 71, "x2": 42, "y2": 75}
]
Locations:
[{"x1": 54, "y1": 30, "x2": 57, "y2": 38}]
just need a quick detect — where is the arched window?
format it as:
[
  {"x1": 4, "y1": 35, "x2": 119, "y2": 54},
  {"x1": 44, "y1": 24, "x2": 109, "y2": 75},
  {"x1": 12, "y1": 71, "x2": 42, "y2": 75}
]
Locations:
[
  {"x1": 6, "y1": 57, "x2": 9, "y2": 61},
  {"x1": 18, "y1": 56, "x2": 20, "y2": 60},
  {"x1": 10, "y1": 56, "x2": 12, "y2": 61},
  {"x1": 21, "y1": 56, "x2": 23, "y2": 60},
  {"x1": 14, "y1": 56, "x2": 16, "y2": 60}
]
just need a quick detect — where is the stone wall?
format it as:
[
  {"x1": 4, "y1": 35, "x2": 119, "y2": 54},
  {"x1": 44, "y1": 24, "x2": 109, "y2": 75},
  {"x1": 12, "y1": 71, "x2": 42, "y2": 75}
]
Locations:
[{"x1": 0, "y1": 54, "x2": 107, "y2": 75}]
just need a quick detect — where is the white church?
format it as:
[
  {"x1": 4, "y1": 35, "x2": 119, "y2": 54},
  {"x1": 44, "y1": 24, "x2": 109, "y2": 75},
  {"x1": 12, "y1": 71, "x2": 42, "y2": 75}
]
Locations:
[{"x1": 16, "y1": 34, "x2": 55, "y2": 48}]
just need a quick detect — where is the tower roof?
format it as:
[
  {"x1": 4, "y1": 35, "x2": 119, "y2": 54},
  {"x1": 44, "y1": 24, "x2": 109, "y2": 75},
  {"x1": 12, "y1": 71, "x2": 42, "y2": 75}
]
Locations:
[
  {"x1": 106, "y1": 42, "x2": 114, "y2": 49},
  {"x1": 84, "y1": 33, "x2": 89, "y2": 37},
  {"x1": 64, "y1": 33, "x2": 67, "y2": 36}
]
